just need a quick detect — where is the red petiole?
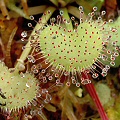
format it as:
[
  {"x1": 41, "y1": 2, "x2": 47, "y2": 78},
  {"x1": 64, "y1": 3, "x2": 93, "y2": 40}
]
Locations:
[{"x1": 82, "y1": 72, "x2": 109, "y2": 120}]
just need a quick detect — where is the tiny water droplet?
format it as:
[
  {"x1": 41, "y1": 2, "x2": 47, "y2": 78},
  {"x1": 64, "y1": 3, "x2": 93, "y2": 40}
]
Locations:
[
  {"x1": 98, "y1": 17, "x2": 102, "y2": 20},
  {"x1": 37, "y1": 93, "x2": 41, "y2": 98},
  {"x1": 27, "y1": 55, "x2": 36, "y2": 63},
  {"x1": 42, "y1": 77, "x2": 47, "y2": 83},
  {"x1": 42, "y1": 89, "x2": 48, "y2": 94},
  {"x1": 81, "y1": 79, "x2": 91, "y2": 85},
  {"x1": 64, "y1": 71, "x2": 69, "y2": 76},
  {"x1": 102, "y1": 68, "x2": 107, "y2": 73},
  {"x1": 38, "y1": 110, "x2": 42, "y2": 115},
  {"x1": 105, "y1": 65, "x2": 110, "y2": 70},
  {"x1": 48, "y1": 10, "x2": 51, "y2": 14},
  {"x1": 79, "y1": 6, "x2": 83, "y2": 11},
  {"x1": 109, "y1": 19, "x2": 113, "y2": 23},
  {"x1": 111, "y1": 28, "x2": 117, "y2": 32},
  {"x1": 93, "y1": 6, "x2": 97, "y2": 11},
  {"x1": 72, "y1": 79, "x2": 76, "y2": 84},
  {"x1": 22, "y1": 46, "x2": 26, "y2": 50},
  {"x1": 92, "y1": 73, "x2": 99, "y2": 78},
  {"x1": 71, "y1": 16, "x2": 75, "y2": 21},
  {"x1": 50, "y1": 18, "x2": 56, "y2": 23},
  {"x1": 28, "y1": 23, "x2": 32, "y2": 27},
  {"x1": 41, "y1": 69, "x2": 46, "y2": 73},
  {"x1": 21, "y1": 38, "x2": 25, "y2": 41},
  {"x1": 76, "y1": 82, "x2": 80, "y2": 87},
  {"x1": 56, "y1": 79, "x2": 60, "y2": 83},
  {"x1": 66, "y1": 82, "x2": 70, "y2": 86},
  {"x1": 91, "y1": 12, "x2": 95, "y2": 16},
  {"x1": 101, "y1": 11, "x2": 106, "y2": 16},
  {"x1": 33, "y1": 69, "x2": 38, "y2": 74},
  {"x1": 39, "y1": 104, "x2": 44, "y2": 109},
  {"x1": 27, "y1": 101, "x2": 31, "y2": 106},
  {"x1": 30, "y1": 15, "x2": 34, "y2": 20},
  {"x1": 55, "y1": 73, "x2": 59, "y2": 78},
  {"x1": 101, "y1": 72, "x2": 107, "y2": 77},
  {"x1": 60, "y1": 10, "x2": 64, "y2": 16},
  {"x1": 114, "y1": 52, "x2": 119, "y2": 57},
  {"x1": 48, "y1": 76, "x2": 53, "y2": 80}
]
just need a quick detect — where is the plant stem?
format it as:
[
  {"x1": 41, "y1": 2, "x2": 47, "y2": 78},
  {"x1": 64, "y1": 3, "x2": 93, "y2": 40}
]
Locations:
[
  {"x1": 15, "y1": 6, "x2": 56, "y2": 71},
  {"x1": 82, "y1": 72, "x2": 109, "y2": 120},
  {"x1": 60, "y1": 7, "x2": 73, "y2": 30},
  {"x1": 50, "y1": 0, "x2": 58, "y2": 6},
  {"x1": 6, "y1": 0, "x2": 29, "y2": 19},
  {"x1": 67, "y1": 6, "x2": 81, "y2": 19},
  {"x1": 58, "y1": 0, "x2": 74, "y2": 7}
]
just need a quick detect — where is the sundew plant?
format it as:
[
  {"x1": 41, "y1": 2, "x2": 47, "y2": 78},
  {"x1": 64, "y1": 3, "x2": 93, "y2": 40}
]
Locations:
[
  {"x1": 0, "y1": 1, "x2": 119, "y2": 120},
  {"x1": 19, "y1": 6, "x2": 119, "y2": 120}
]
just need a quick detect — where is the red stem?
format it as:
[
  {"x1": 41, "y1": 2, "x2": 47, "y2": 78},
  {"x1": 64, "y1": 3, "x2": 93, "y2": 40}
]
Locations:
[{"x1": 82, "y1": 72, "x2": 109, "y2": 120}]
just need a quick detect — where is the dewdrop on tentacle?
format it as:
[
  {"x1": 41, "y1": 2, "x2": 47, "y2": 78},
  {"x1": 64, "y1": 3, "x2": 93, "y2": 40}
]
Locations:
[
  {"x1": 100, "y1": 17, "x2": 120, "y2": 68},
  {"x1": 23, "y1": 7, "x2": 118, "y2": 87}
]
